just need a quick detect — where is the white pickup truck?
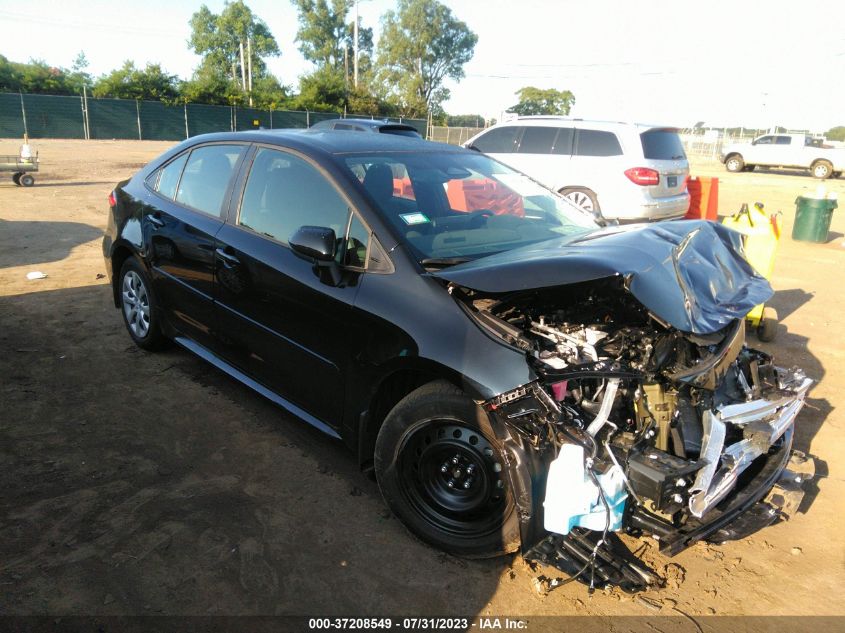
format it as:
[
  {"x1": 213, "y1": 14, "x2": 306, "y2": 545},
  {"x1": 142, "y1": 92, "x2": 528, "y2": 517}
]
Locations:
[{"x1": 720, "y1": 133, "x2": 844, "y2": 179}]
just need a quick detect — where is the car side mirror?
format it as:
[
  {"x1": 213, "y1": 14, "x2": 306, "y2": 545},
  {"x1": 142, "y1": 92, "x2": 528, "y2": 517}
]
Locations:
[
  {"x1": 290, "y1": 225, "x2": 342, "y2": 286},
  {"x1": 750, "y1": 140, "x2": 757, "y2": 145},
  {"x1": 290, "y1": 225, "x2": 336, "y2": 261}
]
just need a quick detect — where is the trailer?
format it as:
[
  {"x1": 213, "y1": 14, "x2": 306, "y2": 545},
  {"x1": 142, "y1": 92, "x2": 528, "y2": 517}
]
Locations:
[{"x1": 1, "y1": 154, "x2": 39, "y2": 186}]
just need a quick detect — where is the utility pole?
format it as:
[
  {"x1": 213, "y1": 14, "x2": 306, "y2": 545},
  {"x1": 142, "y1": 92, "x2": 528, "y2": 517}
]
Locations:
[
  {"x1": 247, "y1": 36, "x2": 253, "y2": 107},
  {"x1": 353, "y1": 0, "x2": 359, "y2": 88},
  {"x1": 239, "y1": 40, "x2": 247, "y2": 92}
]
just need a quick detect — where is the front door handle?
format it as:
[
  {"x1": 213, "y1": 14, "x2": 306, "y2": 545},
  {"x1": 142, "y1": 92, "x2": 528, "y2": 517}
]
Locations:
[
  {"x1": 148, "y1": 212, "x2": 165, "y2": 228},
  {"x1": 215, "y1": 247, "x2": 241, "y2": 266}
]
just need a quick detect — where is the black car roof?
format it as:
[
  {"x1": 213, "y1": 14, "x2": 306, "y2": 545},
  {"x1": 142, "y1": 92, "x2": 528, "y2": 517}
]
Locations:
[
  {"x1": 313, "y1": 118, "x2": 419, "y2": 130},
  {"x1": 183, "y1": 129, "x2": 460, "y2": 155}
]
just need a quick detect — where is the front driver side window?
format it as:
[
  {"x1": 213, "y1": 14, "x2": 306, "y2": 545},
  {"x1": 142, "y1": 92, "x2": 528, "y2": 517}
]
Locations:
[{"x1": 239, "y1": 147, "x2": 361, "y2": 257}]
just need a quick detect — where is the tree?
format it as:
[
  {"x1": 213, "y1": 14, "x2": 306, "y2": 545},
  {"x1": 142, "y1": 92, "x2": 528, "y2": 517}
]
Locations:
[
  {"x1": 188, "y1": 1, "x2": 281, "y2": 102},
  {"x1": 375, "y1": 0, "x2": 477, "y2": 117},
  {"x1": 92, "y1": 61, "x2": 180, "y2": 101},
  {"x1": 825, "y1": 126, "x2": 845, "y2": 142},
  {"x1": 291, "y1": 0, "x2": 376, "y2": 111},
  {"x1": 447, "y1": 114, "x2": 485, "y2": 127},
  {"x1": 508, "y1": 87, "x2": 575, "y2": 116},
  {"x1": 68, "y1": 51, "x2": 93, "y2": 94}
]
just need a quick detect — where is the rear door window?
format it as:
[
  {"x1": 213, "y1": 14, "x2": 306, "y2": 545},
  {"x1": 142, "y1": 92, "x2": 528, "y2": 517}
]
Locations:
[
  {"x1": 175, "y1": 144, "x2": 244, "y2": 216},
  {"x1": 471, "y1": 126, "x2": 519, "y2": 153},
  {"x1": 575, "y1": 130, "x2": 623, "y2": 156},
  {"x1": 517, "y1": 127, "x2": 556, "y2": 154},
  {"x1": 154, "y1": 153, "x2": 189, "y2": 199},
  {"x1": 640, "y1": 130, "x2": 687, "y2": 160},
  {"x1": 551, "y1": 128, "x2": 574, "y2": 155}
]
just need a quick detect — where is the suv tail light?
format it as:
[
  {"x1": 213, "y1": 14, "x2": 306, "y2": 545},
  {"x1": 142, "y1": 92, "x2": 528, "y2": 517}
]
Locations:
[
  {"x1": 108, "y1": 190, "x2": 117, "y2": 208},
  {"x1": 624, "y1": 167, "x2": 660, "y2": 186}
]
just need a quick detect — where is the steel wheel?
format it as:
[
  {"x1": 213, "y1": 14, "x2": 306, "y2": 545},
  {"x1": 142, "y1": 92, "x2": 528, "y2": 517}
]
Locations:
[
  {"x1": 812, "y1": 161, "x2": 832, "y2": 179},
  {"x1": 725, "y1": 155, "x2": 744, "y2": 172},
  {"x1": 374, "y1": 380, "x2": 520, "y2": 557},
  {"x1": 398, "y1": 420, "x2": 508, "y2": 538},
  {"x1": 121, "y1": 270, "x2": 151, "y2": 339}
]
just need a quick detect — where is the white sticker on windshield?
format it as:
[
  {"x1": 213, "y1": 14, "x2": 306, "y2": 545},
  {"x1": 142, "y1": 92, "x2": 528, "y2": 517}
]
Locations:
[{"x1": 400, "y1": 212, "x2": 430, "y2": 225}]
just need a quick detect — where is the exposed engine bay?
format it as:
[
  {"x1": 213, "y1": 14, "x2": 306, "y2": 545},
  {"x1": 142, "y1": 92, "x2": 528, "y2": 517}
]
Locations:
[{"x1": 456, "y1": 277, "x2": 813, "y2": 591}]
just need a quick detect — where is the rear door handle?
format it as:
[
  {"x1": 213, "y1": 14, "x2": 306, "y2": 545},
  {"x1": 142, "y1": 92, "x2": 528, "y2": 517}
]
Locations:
[{"x1": 215, "y1": 248, "x2": 240, "y2": 266}]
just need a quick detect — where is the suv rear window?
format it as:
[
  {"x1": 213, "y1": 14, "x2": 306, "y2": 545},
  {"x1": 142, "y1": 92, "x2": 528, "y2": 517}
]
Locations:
[
  {"x1": 575, "y1": 130, "x2": 622, "y2": 156},
  {"x1": 640, "y1": 130, "x2": 686, "y2": 160},
  {"x1": 471, "y1": 127, "x2": 519, "y2": 153}
]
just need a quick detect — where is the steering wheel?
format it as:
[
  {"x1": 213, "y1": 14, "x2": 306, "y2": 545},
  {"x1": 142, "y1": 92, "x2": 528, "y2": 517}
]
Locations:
[{"x1": 466, "y1": 208, "x2": 494, "y2": 228}]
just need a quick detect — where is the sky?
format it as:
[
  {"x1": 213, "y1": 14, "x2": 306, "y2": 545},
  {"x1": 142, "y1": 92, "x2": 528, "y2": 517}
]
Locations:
[{"x1": 1, "y1": 0, "x2": 844, "y2": 132}]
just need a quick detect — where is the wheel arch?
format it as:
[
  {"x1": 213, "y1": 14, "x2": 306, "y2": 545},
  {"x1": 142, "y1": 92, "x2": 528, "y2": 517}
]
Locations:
[
  {"x1": 355, "y1": 360, "x2": 474, "y2": 471},
  {"x1": 109, "y1": 242, "x2": 139, "y2": 307}
]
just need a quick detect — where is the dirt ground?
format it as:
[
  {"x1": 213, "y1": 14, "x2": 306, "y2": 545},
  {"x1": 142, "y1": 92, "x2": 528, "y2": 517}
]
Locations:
[{"x1": 1, "y1": 139, "x2": 844, "y2": 625}]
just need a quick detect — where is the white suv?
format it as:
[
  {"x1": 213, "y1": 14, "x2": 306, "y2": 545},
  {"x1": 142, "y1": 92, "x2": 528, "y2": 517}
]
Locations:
[{"x1": 465, "y1": 117, "x2": 690, "y2": 221}]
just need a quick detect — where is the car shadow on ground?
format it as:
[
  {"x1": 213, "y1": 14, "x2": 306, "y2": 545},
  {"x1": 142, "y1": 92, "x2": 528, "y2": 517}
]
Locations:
[
  {"x1": 752, "y1": 289, "x2": 832, "y2": 517},
  {"x1": 0, "y1": 284, "x2": 507, "y2": 616},
  {"x1": 0, "y1": 219, "x2": 103, "y2": 270}
]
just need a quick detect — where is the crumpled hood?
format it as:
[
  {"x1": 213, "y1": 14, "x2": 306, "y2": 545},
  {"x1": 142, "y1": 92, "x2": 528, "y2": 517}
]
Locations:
[{"x1": 432, "y1": 220, "x2": 773, "y2": 334}]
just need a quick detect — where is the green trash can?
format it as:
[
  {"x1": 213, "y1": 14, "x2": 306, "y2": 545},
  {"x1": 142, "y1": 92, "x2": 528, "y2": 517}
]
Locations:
[{"x1": 792, "y1": 196, "x2": 837, "y2": 243}]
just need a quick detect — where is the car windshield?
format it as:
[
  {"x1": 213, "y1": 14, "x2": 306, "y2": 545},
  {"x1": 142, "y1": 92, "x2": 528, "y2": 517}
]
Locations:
[{"x1": 343, "y1": 151, "x2": 597, "y2": 264}]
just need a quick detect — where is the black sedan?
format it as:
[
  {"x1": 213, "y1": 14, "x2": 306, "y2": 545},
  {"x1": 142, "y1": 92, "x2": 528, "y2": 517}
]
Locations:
[{"x1": 104, "y1": 130, "x2": 812, "y2": 589}]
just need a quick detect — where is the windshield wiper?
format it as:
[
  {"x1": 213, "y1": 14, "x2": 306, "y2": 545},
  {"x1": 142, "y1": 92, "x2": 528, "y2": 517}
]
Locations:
[{"x1": 420, "y1": 256, "x2": 472, "y2": 269}]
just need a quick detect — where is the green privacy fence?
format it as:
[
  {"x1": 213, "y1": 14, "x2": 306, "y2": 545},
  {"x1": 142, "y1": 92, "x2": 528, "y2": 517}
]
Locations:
[{"x1": 0, "y1": 92, "x2": 427, "y2": 140}]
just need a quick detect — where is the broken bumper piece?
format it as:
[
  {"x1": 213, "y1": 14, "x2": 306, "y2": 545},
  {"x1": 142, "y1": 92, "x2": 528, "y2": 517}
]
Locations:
[
  {"x1": 527, "y1": 443, "x2": 816, "y2": 592},
  {"x1": 688, "y1": 368, "x2": 812, "y2": 518}
]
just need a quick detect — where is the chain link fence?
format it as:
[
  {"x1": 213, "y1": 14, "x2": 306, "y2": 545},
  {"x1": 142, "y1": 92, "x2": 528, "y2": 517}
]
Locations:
[
  {"x1": 0, "y1": 92, "x2": 427, "y2": 141},
  {"x1": 427, "y1": 125, "x2": 484, "y2": 146}
]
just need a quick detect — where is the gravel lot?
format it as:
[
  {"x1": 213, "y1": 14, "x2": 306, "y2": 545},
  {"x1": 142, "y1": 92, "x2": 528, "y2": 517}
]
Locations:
[{"x1": 1, "y1": 139, "x2": 843, "y2": 624}]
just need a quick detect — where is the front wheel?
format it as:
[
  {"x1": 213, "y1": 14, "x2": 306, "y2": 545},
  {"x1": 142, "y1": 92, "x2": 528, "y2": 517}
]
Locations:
[
  {"x1": 12, "y1": 172, "x2": 22, "y2": 185},
  {"x1": 725, "y1": 155, "x2": 745, "y2": 172},
  {"x1": 374, "y1": 381, "x2": 520, "y2": 558},
  {"x1": 20, "y1": 174, "x2": 35, "y2": 187},
  {"x1": 812, "y1": 161, "x2": 833, "y2": 179}
]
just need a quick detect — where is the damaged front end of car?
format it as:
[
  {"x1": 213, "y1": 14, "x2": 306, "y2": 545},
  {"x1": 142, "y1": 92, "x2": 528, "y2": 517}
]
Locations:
[{"x1": 436, "y1": 221, "x2": 815, "y2": 592}]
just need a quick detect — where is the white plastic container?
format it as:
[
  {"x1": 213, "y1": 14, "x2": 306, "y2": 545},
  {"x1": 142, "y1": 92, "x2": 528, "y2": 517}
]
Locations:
[{"x1": 543, "y1": 443, "x2": 628, "y2": 535}]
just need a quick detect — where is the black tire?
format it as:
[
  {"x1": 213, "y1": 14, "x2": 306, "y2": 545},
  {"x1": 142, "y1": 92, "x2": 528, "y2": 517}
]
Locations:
[
  {"x1": 560, "y1": 187, "x2": 601, "y2": 215},
  {"x1": 12, "y1": 172, "x2": 22, "y2": 185},
  {"x1": 757, "y1": 306, "x2": 778, "y2": 342},
  {"x1": 20, "y1": 174, "x2": 35, "y2": 187},
  {"x1": 374, "y1": 380, "x2": 520, "y2": 558},
  {"x1": 118, "y1": 257, "x2": 167, "y2": 351},
  {"x1": 811, "y1": 160, "x2": 833, "y2": 180},
  {"x1": 725, "y1": 154, "x2": 744, "y2": 172},
  {"x1": 833, "y1": 171, "x2": 842, "y2": 179},
  {"x1": 742, "y1": 165, "x2": 756, "y2": 172}
]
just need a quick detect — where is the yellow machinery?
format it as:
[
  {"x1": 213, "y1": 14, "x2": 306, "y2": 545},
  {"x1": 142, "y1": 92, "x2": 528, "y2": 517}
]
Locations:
[{"x1": 722, "y1": 203, "x2": 781, "y2": 341}]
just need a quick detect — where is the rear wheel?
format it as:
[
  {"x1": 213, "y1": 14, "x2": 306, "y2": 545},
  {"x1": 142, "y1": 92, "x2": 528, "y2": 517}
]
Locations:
[
  {"x1": 833, "y1": 171, "x2": 842, "y2": 179},
  {"x1": 811, "y1": 160, "x2": 833, "y2": 179},
  {"x1": 12, "y1": 172, "x2": 22, "y2": 185},
  {"x1": 374, "y1": 380, "x2": 520, "y2": 558},
  {"x1": 118, "y1": 258, "x2": 166, "y2": 350},
  {"x1": 725, "y1": 155, "x2": 745, "y2": 172},
  {"x1": 20, "y1": 174, "x2": 35, "y2": 187},
  {"x1": 742, "y1": 165, "x2": 756, "y2": 172},
  {"x1": 560, "y1": 187, "x2": 600, "y2": 215}
]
